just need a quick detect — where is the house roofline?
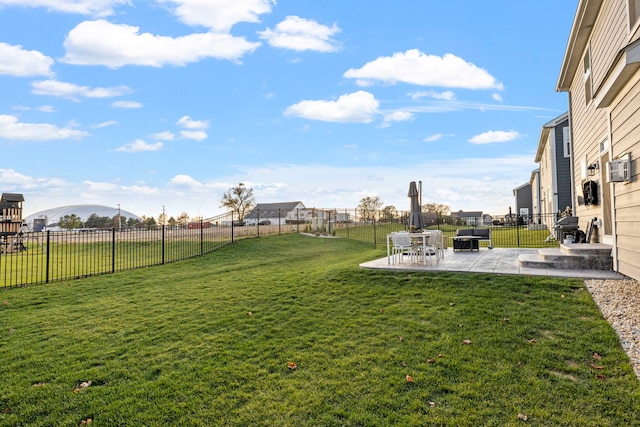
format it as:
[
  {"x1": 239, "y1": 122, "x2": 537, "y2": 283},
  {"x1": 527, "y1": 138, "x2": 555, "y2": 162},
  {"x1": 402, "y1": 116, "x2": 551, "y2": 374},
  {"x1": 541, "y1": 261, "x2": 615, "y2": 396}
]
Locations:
[
  {"x1": 557, "y1": 0, "x2": 603, "y2": 92},
  {"x1": 535, "y1": 112, "x2": 568, "y2": 162}
]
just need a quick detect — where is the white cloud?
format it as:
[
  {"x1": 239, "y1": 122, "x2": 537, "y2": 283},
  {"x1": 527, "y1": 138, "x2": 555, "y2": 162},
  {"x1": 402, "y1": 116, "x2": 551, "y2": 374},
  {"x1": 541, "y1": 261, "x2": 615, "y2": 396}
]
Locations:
[
  {"x1": 61, "y1": 20, "x2": 261, "y2": 68},
  {"x1": 150, "y1": 131, "x2": 176, "y2": 141},
  {"x1": 37, "y1": 105, "x2": 56, "y2": 112},
  {"x1": 0, "y1": 0, "x2": 130, "y2": 16},
  {"x1": 284, "y1": 91, "x2": 380, "y2": 123},
  {"x1": 382, "y1": 111, "x2": 413, "y2": 125},
  {"x1": 469, "y1": 130, "x2": 520, "y2": 144},
  {"x1": 492, "y1": 93, "x2": 504, "y2": 102},
  {"x1": 424, "y1": 133, "x2": 443, "y2": 142},
  {"x1": 176, "y1": 115, "x2": 208, "y2": 129},
  {"x1": 116, "y1": 139, "x2": 163, "y2": 152},
  {"x1": 160, "y1": 0, "x2": 274, "y2": 32},
  {"x1": 259, "y1": 15, "x2": 341, "y2": 52},
  {"x1": 112, "y1": 100, "x2": 142, "y2": 108},
  {"x1": 344, "y1": 49, "x2": 503, "y2": 90},
  {"x1": 93, "y1": 120, "x2": 117, "y2": 128},
  {"x1": 409, "y1": 90, "x2": 456, "y2": 101},
  {"x1": 0, "y1": 42, "x2": 54, "y2": 77},
  {"x1": 180, "y1": 130, "x2": 208, "y2": 141},
  {"x1": 31, "y1": 79, "x2": 132, "y2": 99},
  {"x1": 168, "y1": 174, "x2": 205, "y2": 190},
  {"x1": 0, "y1": 114, "x2": 88, "y2": 140}
]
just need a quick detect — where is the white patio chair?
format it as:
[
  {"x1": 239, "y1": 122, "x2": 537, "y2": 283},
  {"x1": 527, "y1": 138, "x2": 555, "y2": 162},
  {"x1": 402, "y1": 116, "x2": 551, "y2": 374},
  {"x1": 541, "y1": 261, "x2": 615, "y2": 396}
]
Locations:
[
  {"x1": 419, "y1": 230, "x2": 442, "y2": 264},
  {"x1": 391, "y1": 232, "x2": 416, "y2": 264}
]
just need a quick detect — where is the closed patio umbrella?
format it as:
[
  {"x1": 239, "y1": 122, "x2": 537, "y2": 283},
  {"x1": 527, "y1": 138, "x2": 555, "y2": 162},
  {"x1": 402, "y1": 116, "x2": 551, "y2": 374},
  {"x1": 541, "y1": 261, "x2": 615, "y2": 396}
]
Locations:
[{"x1": 408, "y1": 181, "x2": 424, "y2": 230}]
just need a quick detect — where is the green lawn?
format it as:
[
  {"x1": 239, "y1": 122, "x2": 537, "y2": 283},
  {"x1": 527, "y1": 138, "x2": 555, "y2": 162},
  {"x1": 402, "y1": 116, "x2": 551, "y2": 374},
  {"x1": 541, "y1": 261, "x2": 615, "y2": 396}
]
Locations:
[{"x1": 1, "y1": 234, "x2": 638, "y2": 426}]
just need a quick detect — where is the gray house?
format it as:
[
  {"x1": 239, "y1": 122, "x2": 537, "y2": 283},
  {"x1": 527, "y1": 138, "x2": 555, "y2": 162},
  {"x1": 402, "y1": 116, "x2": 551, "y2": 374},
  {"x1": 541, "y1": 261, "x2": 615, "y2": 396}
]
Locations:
[
  {"x1": 534, "y1": 112, "x2": 573, "y2": 217},
  {"x1": 512, "y1": 182, "x2": 533, "y2": 219},
  {"x1": 243, "y1": 201, "x2": 308, "y2": 225}
]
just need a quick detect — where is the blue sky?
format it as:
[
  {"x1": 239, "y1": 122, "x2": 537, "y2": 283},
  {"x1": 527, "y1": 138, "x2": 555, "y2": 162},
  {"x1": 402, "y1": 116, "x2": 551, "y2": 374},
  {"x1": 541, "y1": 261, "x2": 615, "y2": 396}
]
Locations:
[{"x1": 1, "y1": 0, "x2": 577, "y2": 219}]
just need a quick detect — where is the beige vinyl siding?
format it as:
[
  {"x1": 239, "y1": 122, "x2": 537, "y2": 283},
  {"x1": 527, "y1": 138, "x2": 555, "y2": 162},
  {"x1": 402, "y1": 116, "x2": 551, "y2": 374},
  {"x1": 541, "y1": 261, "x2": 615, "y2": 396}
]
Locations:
[
  {"x1": 569, "y1": 54, "x2": 608, "y2": 220},
  {"x1": 609, "y1": 73, "x2": 640, "y2": 279},
  {"x1": 590, "y1": 0, "x2": 629, "y2": 91}
]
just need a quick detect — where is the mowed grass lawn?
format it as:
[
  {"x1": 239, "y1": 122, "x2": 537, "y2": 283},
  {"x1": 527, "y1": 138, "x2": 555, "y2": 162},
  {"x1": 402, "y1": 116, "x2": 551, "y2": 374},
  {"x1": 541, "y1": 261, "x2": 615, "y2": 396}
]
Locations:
[{"x1": 1, "y1": 234, "x2": 639, "y2": 426}]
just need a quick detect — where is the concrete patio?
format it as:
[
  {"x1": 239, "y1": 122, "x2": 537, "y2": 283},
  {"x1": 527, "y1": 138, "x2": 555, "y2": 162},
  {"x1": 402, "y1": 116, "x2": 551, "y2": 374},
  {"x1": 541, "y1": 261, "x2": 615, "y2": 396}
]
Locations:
[{"x1": 360, "y1": 247, "x2": 626, "y2": 279}]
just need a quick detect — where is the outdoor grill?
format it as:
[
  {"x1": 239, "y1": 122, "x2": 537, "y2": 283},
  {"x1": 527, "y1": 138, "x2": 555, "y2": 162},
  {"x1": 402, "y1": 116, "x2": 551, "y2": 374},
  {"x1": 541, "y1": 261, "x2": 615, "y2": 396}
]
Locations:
[{"x1": 554, "y1": 216, "x2": 579, "y2": 241}]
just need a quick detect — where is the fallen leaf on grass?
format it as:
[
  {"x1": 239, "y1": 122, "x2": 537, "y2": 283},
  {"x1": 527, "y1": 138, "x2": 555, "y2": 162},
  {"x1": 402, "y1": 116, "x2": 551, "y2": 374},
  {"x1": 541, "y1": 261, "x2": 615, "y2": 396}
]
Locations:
[
  {"x1": 429, "y1": 401, "x2": 436, "y2": 407},
  {"x1": 462, "y1": 340, "x2": 472, "y2": 345},
  {"x1": 401, "y1": 361, "x2": 407, "y2": 367},
  {"x1": 2, "y1": 301, "x2": 7, "y2": 305},
  {"x1": 427, "y1": 358, "x2": 435, "y2": 364},
  {"x1": 504, "y1": 318, "x2": 510, "y2": 323},
  {"x1": 73, "y1": 381, "x2": 92, "y2": 393},
  {"x1": 592, "y1": 352, "x2": 602, "y2": 360},
  {"x1": 398, "y1": 336, "x2": 404, "y2": 342},
  {"x1": 287, "y1": 362, "x2": 297, "y2": 370},
  {"x1": 590, "y1": 363, "x2": 604, "y2": 370},
  {"x1": 247, "y1": 311, "x2": 252, "y2": 317},
  {"x1": 526, "y1": 339, "x2": 537, "y2": 344},
  {"x1": 81, "y1": 419, "x2": 93, "y2": 425},
  {"x1": 517, "y1": 412, "x2": 528, "y2": 421},
  {"x1": 32, "y1": 382, "x2": 46, "y2": 387},
  {"x1": 437, "y1": 353, "x2": 444, "y2": 358},
  {"x1": 406, "y1": 375, "x2": 414, "y2": 383},
  {"x1": 596, "y1": 374, "x2": 607, "y2": 380}
]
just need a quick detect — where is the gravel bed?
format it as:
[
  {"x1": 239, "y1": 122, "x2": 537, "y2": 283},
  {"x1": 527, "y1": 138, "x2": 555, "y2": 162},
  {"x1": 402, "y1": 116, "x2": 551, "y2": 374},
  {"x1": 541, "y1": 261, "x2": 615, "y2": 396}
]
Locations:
[{"x1": 584, "y1": 278, "x2": 640, "y2": 381}]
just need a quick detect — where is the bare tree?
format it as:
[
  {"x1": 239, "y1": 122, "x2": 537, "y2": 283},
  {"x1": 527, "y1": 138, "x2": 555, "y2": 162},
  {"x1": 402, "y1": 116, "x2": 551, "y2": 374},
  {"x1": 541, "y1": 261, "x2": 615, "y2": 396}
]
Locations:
[
  {"x1": 423, "y1": 202, "x2": 450, "y2": 218},
  {"x1": 177, "y1": 212, "x2": 190, "y2": 227},
  {"x1": 358, "y1": 196, "x2": 383, "y2": 221},
  {"x1": 380, "y1": 205, "x2": 398, "y2": 222},
  {"x1": 220, "y1": 183, "x2": 256, "y2": 222}
]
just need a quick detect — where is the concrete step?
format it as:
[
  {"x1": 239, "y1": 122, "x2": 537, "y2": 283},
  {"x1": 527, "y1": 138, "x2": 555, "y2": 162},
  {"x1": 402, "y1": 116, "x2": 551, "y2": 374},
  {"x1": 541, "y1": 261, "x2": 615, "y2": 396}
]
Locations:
[
  {"x1": 518, "y1": 254, "x2": 557, "y2": 269},
  {"x1": 559, "y1": 243, "x2": 613, "y2": 257},
  {"x1": 519, "y1": 246, "x2": 613, "y2": 270}
]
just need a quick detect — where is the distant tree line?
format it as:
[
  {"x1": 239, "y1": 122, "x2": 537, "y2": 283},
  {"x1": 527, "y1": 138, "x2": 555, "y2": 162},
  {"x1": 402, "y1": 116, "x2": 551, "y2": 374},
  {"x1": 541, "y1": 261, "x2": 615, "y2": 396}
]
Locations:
[{"x1": 56, "y1": 211, "x2": 195, "y2": 230}]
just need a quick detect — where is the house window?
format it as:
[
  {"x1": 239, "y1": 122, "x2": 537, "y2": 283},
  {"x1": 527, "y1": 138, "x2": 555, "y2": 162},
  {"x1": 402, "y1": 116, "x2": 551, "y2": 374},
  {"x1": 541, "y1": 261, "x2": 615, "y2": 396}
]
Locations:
[
  {"x1": 562, "y1": 126, "x2": 571, "y2": 158},
  {"x1": 583, "y1": 49, "x2": 592, "y2": 105},
  {"x1": 630, "y1": 0, "x2": 640, "y2": 28}
]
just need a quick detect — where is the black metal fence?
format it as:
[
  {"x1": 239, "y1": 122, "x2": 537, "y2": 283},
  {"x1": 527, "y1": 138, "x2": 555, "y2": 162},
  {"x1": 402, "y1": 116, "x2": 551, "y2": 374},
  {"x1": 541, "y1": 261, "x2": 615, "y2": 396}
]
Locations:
[
  {"x1": 0, "y1": 211, "x2": 302, "y2": 289},
  {"x1": 1, "y1": 208, "x2": 564, "y2": 289},
  {"x1": 324, "y1": 209, "x2": 562, "y2": 249}
]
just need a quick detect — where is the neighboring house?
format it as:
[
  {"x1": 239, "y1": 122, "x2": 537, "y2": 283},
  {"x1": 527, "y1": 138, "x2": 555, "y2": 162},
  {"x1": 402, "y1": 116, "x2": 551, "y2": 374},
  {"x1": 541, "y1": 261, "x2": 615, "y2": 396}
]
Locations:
[
  {"x1": 557, "y1": 0, "x2": 640, "y2": 279},
  {"x1": 534, "y1": 112, "x2": 573, "y2": 220},
  {"x1": 530, "y1": 168, "x2": 542, "y2": 222},
  {"x1": 243, "y1": 201, "x2": 308, "y2": 225},
  {"x1": 512, "y1": 182, "x2": 533, "y2": 219},
  {"x1": 0, "y1": 193, "x2": 24, "y2": 238},
  {"x1": 450, "y1": 210, "x2": 483, "y2": 226}
]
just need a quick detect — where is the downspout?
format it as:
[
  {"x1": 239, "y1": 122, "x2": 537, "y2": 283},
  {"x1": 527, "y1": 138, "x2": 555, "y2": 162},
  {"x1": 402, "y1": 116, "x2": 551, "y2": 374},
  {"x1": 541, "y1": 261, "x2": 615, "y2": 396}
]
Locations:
[
  {"x1": 606, "y1": 109, "x2": 619, "y2": 271},
  {"x1": 567, "y1": 93, "x2": 577, "y2": 213}
]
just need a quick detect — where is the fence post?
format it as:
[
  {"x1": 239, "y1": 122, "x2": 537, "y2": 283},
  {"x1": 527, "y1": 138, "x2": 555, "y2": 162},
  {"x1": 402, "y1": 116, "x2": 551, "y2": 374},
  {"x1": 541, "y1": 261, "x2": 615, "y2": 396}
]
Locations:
[
  {"x1": 516, "y1": 215, "x2": 521, "y2": 247},
  {"x1": 45, "y1": 230, "x2": 50, "y2": 284},
  {"x1": 373, "y1": 217, "x2": 377, "y2": 248},
  {"x1": 257, "y1": 208, "x2": 260, "y2": 237},
  {"x1": 231, "y1": 213, "x2": 235, "y2": 243},
  {"x1": 296, "y1": 209, "x2": 300, "y2": 233},
  {"x1": 345, "y1": 209, "x2": 349, "y2": 238},
  {"x1": 162, "y1": 225, "x2": 166, "y2": 264},
  {"x1": 278, "y1": 209, "x2": 282, "y2": 235},
  {"x1": 200, "y1": 219, "x2": 204, "y2": 255},
  {"x1": 111, "y1": 228, "x2": 116, "y2": 273}
]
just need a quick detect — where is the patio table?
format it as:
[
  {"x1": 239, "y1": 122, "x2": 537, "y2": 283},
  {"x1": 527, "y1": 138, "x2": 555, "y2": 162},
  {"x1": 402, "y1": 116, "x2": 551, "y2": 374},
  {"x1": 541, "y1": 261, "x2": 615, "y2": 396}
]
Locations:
[{"x1": 387, "y1": 232, "x2": 433, "y2": 265}]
